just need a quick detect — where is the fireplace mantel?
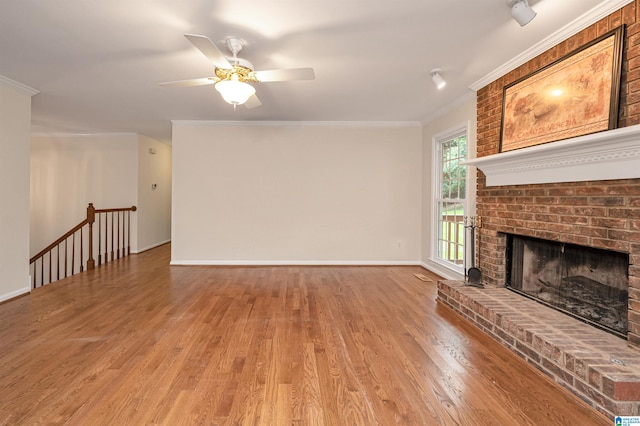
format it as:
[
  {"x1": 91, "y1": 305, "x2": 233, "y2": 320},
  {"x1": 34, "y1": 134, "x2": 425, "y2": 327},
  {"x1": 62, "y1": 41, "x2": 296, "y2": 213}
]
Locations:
[{"x1": 464, "y1": 124, "x2": 640, "y2": 186}]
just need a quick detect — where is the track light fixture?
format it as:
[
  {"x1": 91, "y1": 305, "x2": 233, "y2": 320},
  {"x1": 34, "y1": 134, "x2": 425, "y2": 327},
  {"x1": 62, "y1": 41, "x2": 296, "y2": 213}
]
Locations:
[
  {"x1": 431, "y1": 69, "x2": 446, "y2": 89},
  {"x1": 508, "y1": 0, "x2": 536, "y2": 27}
]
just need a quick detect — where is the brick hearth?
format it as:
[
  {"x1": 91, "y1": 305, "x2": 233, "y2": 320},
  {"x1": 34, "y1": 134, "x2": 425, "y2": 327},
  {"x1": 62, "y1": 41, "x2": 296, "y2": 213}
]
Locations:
[{"x1": 437, "y1": 280, "x2": 640, "y2": 419}]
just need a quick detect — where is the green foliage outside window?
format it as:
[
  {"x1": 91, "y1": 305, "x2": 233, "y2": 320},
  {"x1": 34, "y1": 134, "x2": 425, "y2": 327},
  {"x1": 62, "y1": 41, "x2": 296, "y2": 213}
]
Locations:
[
  {"x1": 437, "y1": 134, "x2": 467, "y2": 265},
  {"x1": 440, "y1": 136, "x2": 467, "y2": 200}
]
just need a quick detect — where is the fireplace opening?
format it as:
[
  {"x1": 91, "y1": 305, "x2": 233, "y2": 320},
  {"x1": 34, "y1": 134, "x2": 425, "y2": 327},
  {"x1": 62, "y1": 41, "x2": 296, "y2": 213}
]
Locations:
[{"x1": 505, "y1": 234, "x2": 629, "y2": 338}]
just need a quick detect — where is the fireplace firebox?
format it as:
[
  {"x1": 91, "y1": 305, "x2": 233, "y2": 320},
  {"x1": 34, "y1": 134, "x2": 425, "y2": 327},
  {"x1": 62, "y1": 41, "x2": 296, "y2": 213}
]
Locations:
[{"x1": 506, "y1": 235, "x2": 629, "y2": 338}]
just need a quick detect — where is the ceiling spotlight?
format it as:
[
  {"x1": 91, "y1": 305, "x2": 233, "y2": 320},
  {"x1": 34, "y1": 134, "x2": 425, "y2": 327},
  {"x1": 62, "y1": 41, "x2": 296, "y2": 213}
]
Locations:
[
  {"x1": 431, "y1": 69, "x2": 446, "y2": 89},
  {"x1": 508, "y1": 0, "x2": 536, "y2": 27}
]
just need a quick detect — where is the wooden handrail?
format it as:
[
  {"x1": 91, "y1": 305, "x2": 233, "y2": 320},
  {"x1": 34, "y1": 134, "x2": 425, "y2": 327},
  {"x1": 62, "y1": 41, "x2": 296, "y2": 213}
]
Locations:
[
  {"x1": 95, "y1": 206, "x2": 137, "y2": 213},
  {"x1": 30, "y1": 219, "x2": 88, "y2": 264},
  {"x1": 30, "y1": 203, "x2": 137, "y2": 288}
]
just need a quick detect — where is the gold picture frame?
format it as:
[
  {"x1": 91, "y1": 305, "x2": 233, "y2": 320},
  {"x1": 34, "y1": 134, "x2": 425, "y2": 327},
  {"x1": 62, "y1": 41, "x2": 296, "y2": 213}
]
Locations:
[{"x1": 499, "y1": 26, "x2": 624, "y2": 152}]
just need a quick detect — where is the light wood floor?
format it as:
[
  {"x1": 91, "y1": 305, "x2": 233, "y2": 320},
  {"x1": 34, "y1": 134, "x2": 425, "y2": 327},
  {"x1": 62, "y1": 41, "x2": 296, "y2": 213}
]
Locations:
[{"x1": 0, "y1": 244, "x2": 608, "y2": 425}]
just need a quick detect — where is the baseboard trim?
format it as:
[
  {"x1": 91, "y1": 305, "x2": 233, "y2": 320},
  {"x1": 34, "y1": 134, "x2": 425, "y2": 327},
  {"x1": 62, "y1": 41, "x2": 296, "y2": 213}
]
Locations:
[
  {"x1": 0, "y1": 286, "x2": 30, "y2": 304},
  {"x1": 132, "y1": 239, "x2": 171, "y2": 254},
  {"x1": 170, "y1": 260, "x2": 421, "y2": 266},
  {"x1": 419, "y1": 260, "x2": 464, "y2": 281}
]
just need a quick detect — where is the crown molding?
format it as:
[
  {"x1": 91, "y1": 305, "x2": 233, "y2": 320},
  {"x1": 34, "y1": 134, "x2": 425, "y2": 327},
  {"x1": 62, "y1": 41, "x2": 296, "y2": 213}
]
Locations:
[
  {"x1": 0, "y1": 75, "x2": 39, "y2": 96},
  {"x1": 470, "y1": 0, "x2": 633, "y2": 91},
  {"x1": 463, "y1": 124, "x2": 640, "y2": 186},
  {"x1": 31, "y1": 132, "x2": 137, "y2": 138},
  {"x1": 171, "y1": 120, "x2": 422, "y2": 128}
]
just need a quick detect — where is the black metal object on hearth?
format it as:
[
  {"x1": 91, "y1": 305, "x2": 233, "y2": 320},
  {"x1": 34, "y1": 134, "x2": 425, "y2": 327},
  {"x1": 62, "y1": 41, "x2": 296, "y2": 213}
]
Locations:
[{"x1": 464, "y1": 216, "x2": 484, "y2": 288}]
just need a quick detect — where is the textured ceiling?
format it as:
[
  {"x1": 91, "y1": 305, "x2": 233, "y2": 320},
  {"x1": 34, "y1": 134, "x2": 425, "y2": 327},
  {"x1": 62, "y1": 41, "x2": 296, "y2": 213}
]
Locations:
[{"x1": 0, "y1": 0, "x2": 623, "y2": 144}]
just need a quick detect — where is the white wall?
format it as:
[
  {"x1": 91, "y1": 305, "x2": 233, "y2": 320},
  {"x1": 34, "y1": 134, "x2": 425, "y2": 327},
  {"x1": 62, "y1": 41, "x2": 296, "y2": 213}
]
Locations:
[
  {"x1": 30, "y1": 134, "x2": 139, "y2": 255},
  {"x1": 137, "y1": 134, "x2": 172, "y2": 252},
  {"x1": 172, "y1": 122, "x2": 422, "y2": 264},
  {"x1": 0, "y1": 80, "x2": 34, "y2": 301},
  {"x1": 421, "y1": 94, "x2": 477, "y2": 279}
]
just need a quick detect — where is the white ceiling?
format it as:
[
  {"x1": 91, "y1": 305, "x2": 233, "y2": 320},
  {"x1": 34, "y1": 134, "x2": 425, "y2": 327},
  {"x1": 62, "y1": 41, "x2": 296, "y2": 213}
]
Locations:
[{"x1": 0, "y1": 0, "x2": 623, "y2": 144}]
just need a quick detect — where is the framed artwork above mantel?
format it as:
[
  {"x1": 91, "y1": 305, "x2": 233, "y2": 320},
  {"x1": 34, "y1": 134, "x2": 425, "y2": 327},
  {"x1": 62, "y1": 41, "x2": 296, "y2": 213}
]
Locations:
[{"x1": 499, "y1": 25, "x2": 625, "y2": 152}]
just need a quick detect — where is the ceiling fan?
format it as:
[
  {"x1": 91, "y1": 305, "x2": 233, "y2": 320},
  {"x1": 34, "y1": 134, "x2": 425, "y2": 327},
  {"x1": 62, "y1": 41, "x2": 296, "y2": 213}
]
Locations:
[{"x1": 160, "y1": 34, "x2": 315, "y2": 109}]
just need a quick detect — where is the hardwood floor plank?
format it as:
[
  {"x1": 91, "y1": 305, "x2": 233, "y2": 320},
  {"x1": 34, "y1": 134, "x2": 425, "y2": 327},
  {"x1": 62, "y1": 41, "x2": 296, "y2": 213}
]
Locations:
[
  {"x1": 301, "y1": 342, "x2": 325, "y2": 425},
  {"x1": 0, "y1": 245, "x2": 610, "y2": 425}
]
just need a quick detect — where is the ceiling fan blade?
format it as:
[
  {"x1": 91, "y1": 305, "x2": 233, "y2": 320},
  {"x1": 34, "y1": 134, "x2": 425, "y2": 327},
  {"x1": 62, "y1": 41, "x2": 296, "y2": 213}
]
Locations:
[
  {"x1": 253, "y1": 68, "x2": 315, "y2": 82},
  {"x1": 245, "y1": 94, "x2": 262, "y2": 109},
  {"x1": 158, "y1": 77, "x2": 217, "y2": 88},
  {"x1": 184, "y1": 34, "x2": 232, "y2": 69}
]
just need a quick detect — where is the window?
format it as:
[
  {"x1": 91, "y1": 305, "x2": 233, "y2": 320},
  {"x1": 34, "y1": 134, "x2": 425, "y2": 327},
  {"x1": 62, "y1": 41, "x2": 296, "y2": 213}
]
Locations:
[{"x1": 433, "y1": 129, "x2": 467, "y2": 270}]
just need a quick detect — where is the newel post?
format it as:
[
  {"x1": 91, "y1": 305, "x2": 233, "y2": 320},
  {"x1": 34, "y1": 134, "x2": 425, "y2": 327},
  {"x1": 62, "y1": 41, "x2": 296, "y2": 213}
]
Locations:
[{"x1": 87, "y1": 203, "x2": 96, "y2": 270}]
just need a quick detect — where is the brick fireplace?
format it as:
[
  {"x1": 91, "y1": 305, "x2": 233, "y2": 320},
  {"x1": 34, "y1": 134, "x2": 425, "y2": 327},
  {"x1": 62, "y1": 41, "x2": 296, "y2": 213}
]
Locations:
[
  {"x1": 472, "y1": 6, "x2": 640, "y2": 346},
  {"x1": 436, "y1": 2, "x2": 640, "y2": 419},
  {"x1": 473, "y1": 173, "x2": 640, "y2": 344}
]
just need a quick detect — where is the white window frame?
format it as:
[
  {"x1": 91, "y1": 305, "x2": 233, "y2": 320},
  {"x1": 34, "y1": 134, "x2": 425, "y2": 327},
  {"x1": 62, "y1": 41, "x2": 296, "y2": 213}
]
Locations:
[{"x1": 431, "y1": 123, "x2": 470, "y2": 275}]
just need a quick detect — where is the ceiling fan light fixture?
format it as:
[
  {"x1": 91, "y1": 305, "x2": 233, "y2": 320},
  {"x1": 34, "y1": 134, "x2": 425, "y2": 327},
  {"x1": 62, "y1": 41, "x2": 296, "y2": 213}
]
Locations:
[
  {"x1": 509, "y1": 0, "x2": 536, "y2": 26},
  {"x1": 431, "y1": 69, "x2": 446, "y2": 89},
  {"x1": 160, "y1": 34, "x2": 315, "y2": 110},
  {"x1": 215, "y1": 74, "x2": 256, "y2": 106}
]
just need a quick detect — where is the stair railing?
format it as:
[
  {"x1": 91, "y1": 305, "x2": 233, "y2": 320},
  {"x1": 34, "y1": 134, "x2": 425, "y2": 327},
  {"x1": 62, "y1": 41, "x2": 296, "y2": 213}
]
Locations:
[{"x1": 29, "y1": 203, "x2": 137, "y2": 288}]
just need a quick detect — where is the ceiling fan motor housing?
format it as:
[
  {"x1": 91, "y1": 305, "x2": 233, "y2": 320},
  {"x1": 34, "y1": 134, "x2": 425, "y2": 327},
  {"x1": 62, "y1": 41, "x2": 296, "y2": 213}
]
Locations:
[
  {"x1": 215, "y1": 63, "x2": 257, "y2": 82},
  {"x1": 219, "y1": 37, "x2": 256, "y2": 82}
]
